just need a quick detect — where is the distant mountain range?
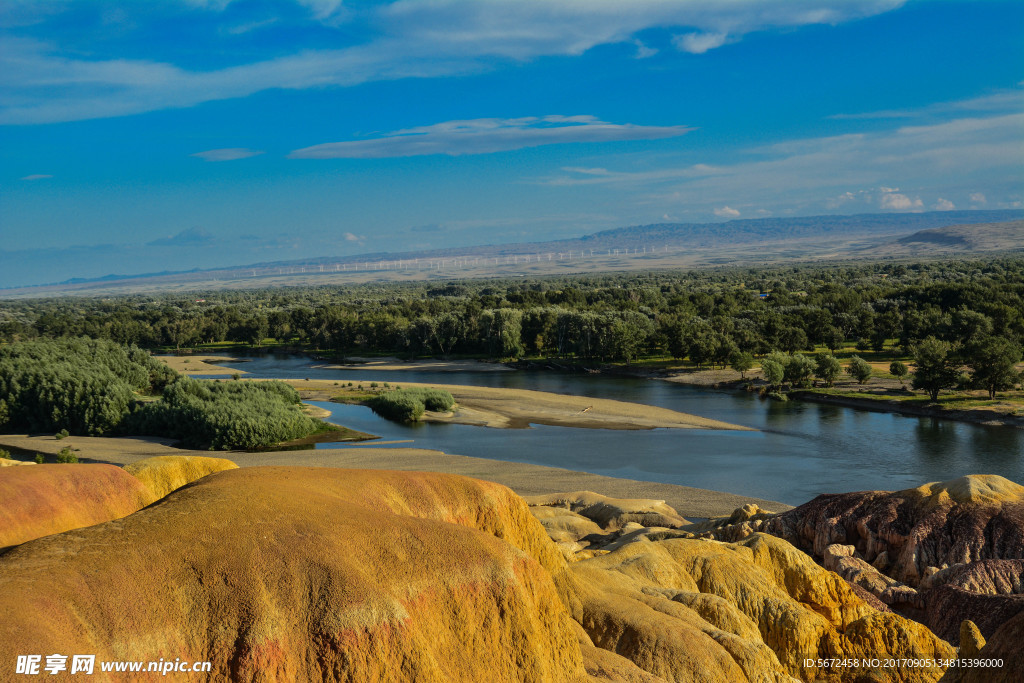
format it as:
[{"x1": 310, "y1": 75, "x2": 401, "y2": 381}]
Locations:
[{"x1": 4, "y1": 210, "x2": 1022, "y2": 297}]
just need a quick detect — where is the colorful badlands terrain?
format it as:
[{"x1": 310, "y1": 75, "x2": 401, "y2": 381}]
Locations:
[{"x1": 0, "y1": 459, "x2": 1020, "y2": 682}]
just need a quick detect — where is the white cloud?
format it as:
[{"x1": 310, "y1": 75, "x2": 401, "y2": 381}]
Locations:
[
  {"x1": 673, "y1": 32, "x2": 727, "y2": 54},
  {"x1": 20, "y1": 173, "x2": 52, "y2": 180},
  {"x1": 714, "y1": 206, "x2": 741, "y2": 218},
  {"x1": 879, "y1": 192, "x2": 922, "y2": 210},
  {"x1": 0, "y1": 0, "x2": 907, "y2": 124},
  {"x1": 289, "y1": 115, "x2": 693, "y2": 159},
  {"x1": 933, "y1": 198, "x2": 955, "y2": 211},
  {"x1": 970, "y1": 192, "x2": 987, "y2": 204},
  {"x1": 190, "y1": 148, "x2": 264, "y2": 161},
  {"x1": 343, "y1": 232, "x2": 363, "y2": 242}
]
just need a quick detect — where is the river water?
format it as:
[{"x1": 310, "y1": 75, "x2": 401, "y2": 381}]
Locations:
[{"x1": 202, "y1": 354, "x2": 1023, "y2": 506}]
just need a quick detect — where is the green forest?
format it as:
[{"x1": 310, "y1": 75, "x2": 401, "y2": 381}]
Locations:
[{"x1": 1, "y1": 257, "x2": 1022, "y2": 400}]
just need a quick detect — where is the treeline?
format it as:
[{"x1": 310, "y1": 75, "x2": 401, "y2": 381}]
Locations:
[
  {"x1": 2, "y1": 258, "x2": 1024, "y2": 366},
  {"x1": 0, "y1": 339, "x2": 322, "y2": 448}
]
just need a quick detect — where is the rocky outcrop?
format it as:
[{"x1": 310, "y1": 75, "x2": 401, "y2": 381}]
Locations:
[
  {"x1": 940, "y1": 612, "x2": 1024, "y2": 683},
  {"x1": 123, "y1": 455, "x2": 238, "y2": 504},
  {"x1": 921, "y1": 560, "x2": 1024, "y2": 642},
  {"x1": 0, "y1": 463, "x2": 152, "y2": 548},
  {"x1": 0, "y1": 467, "x2": 587, "y2": 682},
  {"x1": 570, "y1": 532, "x2": 953, "y2": 682},
  {"x1": 531, "y1": 491, "x2": 954, "y2": 681},
  {"x1": 766, "y1": 475, "x2": 1024, "y2": 587},
  {"x1": 761, "y1": 474, "x2": 1024, "y2": 643},
  {"x1": 525, "y1": 490, "x2": 689, "y2": 530}
]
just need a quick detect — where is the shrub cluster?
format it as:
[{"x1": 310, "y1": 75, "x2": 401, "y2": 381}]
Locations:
[
  {"x1": 123, "y1": 378, "x2": 319, "y2": 450},
  {"x1": 0, "y1": 339, "x2": 322, "y2": 450},
  {"x1": 365, "y1": 388, "x2": 455, "y2": 423}
]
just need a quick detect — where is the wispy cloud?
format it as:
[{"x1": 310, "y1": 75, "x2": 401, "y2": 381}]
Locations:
[
  {"x1": 0, "y1": 1, "x2": 906, "y2": 124},
  {"x1": 543, "y1": 112, "x2": 1024, "y2": 215},
  {"x1": 190, "y1": 147, "x2": 264, "y2": 161},
  {"x1": 829, "y1": 87, "x2": 1024, "y2": 120},
  {"x1": 20, "y1": 173, "x2": 52, "y2": 180},
  {"x1": 289, "y1": 116, "x2": 694, "y2": 159},
  {"x1": 713, "y1": 205, "x2": 740, "y2": 218}
]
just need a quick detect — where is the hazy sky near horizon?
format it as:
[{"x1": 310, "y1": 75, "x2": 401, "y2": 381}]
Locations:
[{"x1": 1, "y1": 0, "x2": 1022, "y2": 287}]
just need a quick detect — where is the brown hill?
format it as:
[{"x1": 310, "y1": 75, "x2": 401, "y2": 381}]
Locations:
[{"x1": 879, "y1": 220, "x2": 1024, "y2": 256}]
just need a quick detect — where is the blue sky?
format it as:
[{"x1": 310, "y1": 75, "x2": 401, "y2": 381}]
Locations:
[{"x1": 1, "y1": 0, "x2": 1022, "y2": 287}]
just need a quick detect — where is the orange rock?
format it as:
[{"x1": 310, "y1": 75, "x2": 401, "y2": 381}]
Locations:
[{"x1": 0, "y1": 463, "x2": 152, "y2": 548}]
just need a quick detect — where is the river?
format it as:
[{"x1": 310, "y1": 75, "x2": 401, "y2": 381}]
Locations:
[{"x1": 201, "y1": 354, "x2": 1023, "y2": 506}]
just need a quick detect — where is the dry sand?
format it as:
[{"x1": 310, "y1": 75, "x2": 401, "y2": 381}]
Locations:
[
  {"x1": 289, "y1": 379, "x2": 754, "y2": 431},
  {"x1": 0, "y1": 434, "x2": 790, "y2": 518},
  {"x1": 158, "y1": 354, "x2": 248, "y2": 376}
]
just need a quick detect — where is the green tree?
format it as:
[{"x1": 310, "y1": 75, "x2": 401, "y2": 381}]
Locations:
[
  {"x1": 889, "y1": 360, "x2": 908, "y2": 385},
  {"x1": 783, "y1": 353, "x2": 815, "y2": 388},
  {"x1": 730, "y1": 351, "x2": 754, "y2": 379},
  {"x1": 483, "y1": 308, "x2": 525, "y2": 359},
  {"x1": 814, "y1": 353, "x2": 842, "y2": 387},
  {"x1": 846, "y1": 355, "x2": 873, "y2": 384},
  {"x1": 760, "y1": 358, "x2": 784, "y2": 388},
  {"x1": 911, "y1": 337, "x2": 961, "y2": 401},
  {"x1": 968, "y1": 336, "x2": 1021, "y2": 399}
]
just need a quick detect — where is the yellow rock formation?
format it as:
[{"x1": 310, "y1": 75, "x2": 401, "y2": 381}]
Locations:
[
  {"x1": 123, "y1": 455, "x2": 238, "y2": 504},
  {"x1": 907, "y1": 474, "x2": 1024, "y2": 507},
  {"x1": 0, "y1": 468, "x2": 588, "y2": 682},
  {"x1": 570, "y1": 533, "x2": 955, "y2": 682}
]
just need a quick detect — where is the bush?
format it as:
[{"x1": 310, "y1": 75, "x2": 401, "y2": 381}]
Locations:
[
  {"x1": 846, "y1": 355, "x2": 873, "y2": 384},
  {"x1": 55, "y1": 429, "x2": 70, "y2": 440},
  {"x1": 56, "y1": 447, "x2": 78, "y2": 464},
  {"x1": 366, "y1": 392, "x2": 425, "y2": 422},
  {"x1": 365, "y1": 388, "x2": 455, "y2": 422},
  {"x1": 890, "y1": 360, "x2": 908, "y2": 385},
  {"x1": 34, "y1": 453, "x2": 44, "y2": 464}
]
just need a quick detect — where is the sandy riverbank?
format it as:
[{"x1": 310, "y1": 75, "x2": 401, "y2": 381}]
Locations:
[
  {"x1": 0, "y1": 434, "x2": 790, "y2": 517},
  {"x1": 288, "y1": 378, "x2": 754, "y2": 431},
  {"x1": 157, "y1": 354, "x2": 248, "y2": 376}
]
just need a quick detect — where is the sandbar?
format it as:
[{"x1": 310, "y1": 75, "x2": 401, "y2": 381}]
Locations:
[{"x1": 290, "y1": 378, "x2": 753, "y2": 431}]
